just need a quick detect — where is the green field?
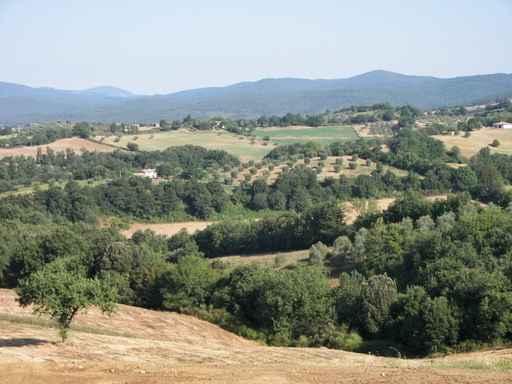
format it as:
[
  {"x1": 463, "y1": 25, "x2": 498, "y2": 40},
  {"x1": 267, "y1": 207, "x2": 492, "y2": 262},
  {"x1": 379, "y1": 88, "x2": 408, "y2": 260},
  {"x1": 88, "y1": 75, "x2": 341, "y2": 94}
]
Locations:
[
  {"x1": 254, "y1": 125, "x2": 359, "y2": 145},
  {"x1": 101, "y1": 130, "x2": 275, "y2": 161}
]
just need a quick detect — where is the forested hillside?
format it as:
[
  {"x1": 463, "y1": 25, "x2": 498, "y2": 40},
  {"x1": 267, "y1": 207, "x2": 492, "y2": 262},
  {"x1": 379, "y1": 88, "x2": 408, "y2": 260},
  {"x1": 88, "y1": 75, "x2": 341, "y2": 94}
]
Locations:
[{"x1": 2, "y1": 71, "x2": 512, "y2": 122}]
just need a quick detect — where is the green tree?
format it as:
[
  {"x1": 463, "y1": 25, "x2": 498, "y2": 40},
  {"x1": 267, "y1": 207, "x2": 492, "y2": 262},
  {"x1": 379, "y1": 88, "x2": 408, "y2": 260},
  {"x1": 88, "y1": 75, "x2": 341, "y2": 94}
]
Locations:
[
  {"x1": 160, "y1": 254, "x2": 217, "y2": 311},
  {"x1": 127, "y1": 142, "x2": 139, "y2": 151},
  {"x1": 17, "y1": 258, "x2": 117, "y2": 342},
  {"x1": 391, "y1": 286, "x2": 458, "y2": 354},
  {"x1": 72, "y1": 122, "x2": 92, "y2": 139}
]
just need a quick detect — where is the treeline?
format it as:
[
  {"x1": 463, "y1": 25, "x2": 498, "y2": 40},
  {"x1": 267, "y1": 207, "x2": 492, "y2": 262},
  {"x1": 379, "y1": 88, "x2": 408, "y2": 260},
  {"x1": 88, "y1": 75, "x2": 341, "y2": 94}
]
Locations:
[
  {"x1": 158, "y1": 104, "x2": 418, "y2": 135},
  {"x1": 0, "y1": 122, "x2": 94, "y2": 149},
  {"x1": 193, "y1": 202, "x2": 343, "y2": 257},
  {"x1": 1, "y1": 176, "x2": 232, "y2": 223},
  {"x1": 158, "y1": 113, "x2": 327, "y2": 135},
  {"x1": 0, "y1": 145, "x2": 239, "y2": 192}
]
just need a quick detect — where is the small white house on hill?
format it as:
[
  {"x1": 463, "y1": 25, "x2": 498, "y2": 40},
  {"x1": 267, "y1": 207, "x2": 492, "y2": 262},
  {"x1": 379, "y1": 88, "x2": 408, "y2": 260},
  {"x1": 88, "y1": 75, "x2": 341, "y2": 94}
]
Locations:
[
  {"x1": 134, "y1": 168, "x2": 158, "y2": 179},
  {"x1": 493, "y1": 121, "x2": 512, "y2": 129}
]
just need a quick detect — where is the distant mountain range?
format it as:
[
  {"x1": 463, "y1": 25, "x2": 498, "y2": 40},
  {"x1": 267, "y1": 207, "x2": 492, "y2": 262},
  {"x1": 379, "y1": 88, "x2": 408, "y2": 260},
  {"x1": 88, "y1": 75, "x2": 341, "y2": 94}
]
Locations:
[{"x1": 1, "y1": 70, "x2": 512, "y2": 123}]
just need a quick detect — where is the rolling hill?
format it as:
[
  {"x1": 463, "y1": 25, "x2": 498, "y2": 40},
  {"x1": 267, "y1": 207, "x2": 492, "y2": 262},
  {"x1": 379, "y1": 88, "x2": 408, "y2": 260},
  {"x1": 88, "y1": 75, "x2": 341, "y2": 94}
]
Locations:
[
  {"x1": 1, "y1": 71, "x2": 512, "y2": 123},
  {"x1": 1, "y1": 289, "x2": 511, "y2": 383}
]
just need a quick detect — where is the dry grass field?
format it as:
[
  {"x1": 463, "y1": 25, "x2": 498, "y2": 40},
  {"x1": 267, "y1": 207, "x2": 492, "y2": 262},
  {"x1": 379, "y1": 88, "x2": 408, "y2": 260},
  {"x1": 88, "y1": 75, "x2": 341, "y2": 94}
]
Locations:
[
  {"x1": 121, "y1": 221, "x2": 214, "y2": 238},
  {"x1": 215, "y1": 250, "x2": 310, "y2": 268},
  {"x1": 434, "y1": 128, "x2": 512, "y2": 158},
  {"x1": 1, "y1": 289, "x2": 512, "y2": 384},
  {"x1": 0, "y1": 138, "x2": 114, "y2": 159},
  {"x1": 100, "y1": 129, "x2": 275, "y2": 161}
]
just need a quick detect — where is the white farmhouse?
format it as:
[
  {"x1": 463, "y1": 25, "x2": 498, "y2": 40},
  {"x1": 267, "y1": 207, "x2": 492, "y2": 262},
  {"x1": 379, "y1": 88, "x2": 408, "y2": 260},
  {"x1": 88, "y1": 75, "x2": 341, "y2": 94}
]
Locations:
[
  {"x1": 493, "y1": 121, "x2": 512, "y2": 129},
  {"x1": 143, "y1": 169, "x2": 158, "y2": 179}
]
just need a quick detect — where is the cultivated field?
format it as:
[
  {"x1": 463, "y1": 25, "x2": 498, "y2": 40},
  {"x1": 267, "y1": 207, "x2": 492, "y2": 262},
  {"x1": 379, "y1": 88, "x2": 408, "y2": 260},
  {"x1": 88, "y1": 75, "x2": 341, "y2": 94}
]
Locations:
[
  {"x1": 1, "y1": 289, "x2": 511, "y2": 384},
  {"x1": 434, "y1": 128, "x2": 512, "y2": 158},
  {"x1": 100, "y1": 129, "x2": 275, "y2": 161},
  {"x1": 228, "y1": 156, "x2": 407, "y2": 186},
  {"x1": 254, "y1": 125, "x2": 358, "y2": 145}
]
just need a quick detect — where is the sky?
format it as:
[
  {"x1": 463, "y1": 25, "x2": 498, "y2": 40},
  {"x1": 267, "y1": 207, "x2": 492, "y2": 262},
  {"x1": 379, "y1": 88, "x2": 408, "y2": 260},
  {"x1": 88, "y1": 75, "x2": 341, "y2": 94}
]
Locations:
[{"x1": 0, "y1": 0, "x2": 510, "y2": 94}]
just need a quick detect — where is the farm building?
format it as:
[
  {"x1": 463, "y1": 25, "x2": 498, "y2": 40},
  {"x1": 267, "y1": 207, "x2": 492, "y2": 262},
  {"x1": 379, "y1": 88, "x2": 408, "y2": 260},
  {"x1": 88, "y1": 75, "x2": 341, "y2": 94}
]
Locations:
[
  {"x1": 135, "y1": 168, "x2": 158, "y2": 179},
  {"x1": 493, "y1": 121, "x2": 512, "y2": 129}
]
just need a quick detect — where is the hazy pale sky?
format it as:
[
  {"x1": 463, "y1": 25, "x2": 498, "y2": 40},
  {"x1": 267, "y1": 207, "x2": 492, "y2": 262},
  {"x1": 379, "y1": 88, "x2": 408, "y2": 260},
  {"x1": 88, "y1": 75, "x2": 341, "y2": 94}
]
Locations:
[{"x1": 1, "y1": 0, "x2": 510, "y2": 94}]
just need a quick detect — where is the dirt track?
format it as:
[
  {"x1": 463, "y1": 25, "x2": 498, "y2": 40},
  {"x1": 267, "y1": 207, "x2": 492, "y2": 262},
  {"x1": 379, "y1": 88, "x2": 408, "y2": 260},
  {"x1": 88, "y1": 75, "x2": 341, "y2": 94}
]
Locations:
[{"x1": 1, "y1": 290, "x2": 512, "y2": 383}]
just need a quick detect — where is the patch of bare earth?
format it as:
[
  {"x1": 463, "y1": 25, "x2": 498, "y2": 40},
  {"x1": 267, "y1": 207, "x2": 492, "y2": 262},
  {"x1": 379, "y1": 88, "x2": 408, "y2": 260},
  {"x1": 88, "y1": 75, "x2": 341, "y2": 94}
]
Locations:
[
  {"x1": 0, "y1": 138, "x2": 114, "y2": 159},
  {"x1": 1, "y1": 290, "x2": 511, "y2": 383},
  {"x1": 121, "y1": 221, "x2": 213, "y2": 238}
]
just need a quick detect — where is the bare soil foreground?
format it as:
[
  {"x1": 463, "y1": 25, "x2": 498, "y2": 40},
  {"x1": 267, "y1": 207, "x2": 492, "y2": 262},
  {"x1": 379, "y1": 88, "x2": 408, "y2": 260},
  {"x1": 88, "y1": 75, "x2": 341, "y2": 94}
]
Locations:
[
  {"x1": 0, "y1": 138, "x2": 114, "y2": 158},
  {"x1": 1, "y1": 290, "x2": 512, "y2": 383}
]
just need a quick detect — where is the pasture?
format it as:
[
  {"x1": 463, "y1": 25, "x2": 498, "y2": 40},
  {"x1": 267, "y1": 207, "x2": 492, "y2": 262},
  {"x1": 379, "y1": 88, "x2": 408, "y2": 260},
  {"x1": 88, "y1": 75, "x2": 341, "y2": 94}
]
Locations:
[
  {"x1": 253, "y1": 125, "x2": 359, "y2": 145},
  {"x1": 100, "y1": 129, "x2": 275, "y2": 161},
  {"x1": 434, "y1": 128, "x2": 512, "y2": 158}
]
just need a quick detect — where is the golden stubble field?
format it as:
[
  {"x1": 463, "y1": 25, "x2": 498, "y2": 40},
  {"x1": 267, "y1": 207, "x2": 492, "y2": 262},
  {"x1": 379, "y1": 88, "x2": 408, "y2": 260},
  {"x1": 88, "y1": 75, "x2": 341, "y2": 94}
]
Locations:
[
  {"x1": 1, "y1": 289, "x2": 511, "y2": 384},
  {"x1": 434, "y1": 128, "x2": 512, "y2": 158},
  {"x1": 0, "y1": 138, "x2": 114, "y2": 159}
]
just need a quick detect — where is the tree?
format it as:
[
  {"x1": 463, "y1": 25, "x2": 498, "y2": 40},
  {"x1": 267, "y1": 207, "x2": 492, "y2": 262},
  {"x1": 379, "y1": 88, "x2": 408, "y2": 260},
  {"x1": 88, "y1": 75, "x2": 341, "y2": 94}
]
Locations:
[
  {"x1": 159, "y1": 119, "x2": 170, "y2": 130},
  {"x1": 17, "y1": 258, "x2": 117, "y2": 342},
  {"x1": 72, "y1": 122, "x2": 92, "y2": 139},
  {"x1": 308, "y1": 241, "x2": 329, "y2": 266},
  {"x1": 127, "y1": 142, "x2": 139, "y2": 151},
  {"x1": 160, "y1": 254, "x2": 217, "y2": 311},
  {"x1": 390, "y1": 286, "x2": 458, "y2": 354},
  {"x1": 336, "y1": 272, "x2": 398, "y2": 336},
  {"x1": 491, "y1": 139, "x2": 501, "y2": 148}
]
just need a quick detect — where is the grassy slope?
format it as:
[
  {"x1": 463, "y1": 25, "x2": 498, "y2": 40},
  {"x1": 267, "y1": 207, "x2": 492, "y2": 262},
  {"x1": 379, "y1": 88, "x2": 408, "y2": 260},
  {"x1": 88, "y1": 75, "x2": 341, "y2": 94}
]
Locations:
[
  {"x1": 101, "y1": 130, "x2": 275, "y2": 161},
  {"x1": 1, "y1": 289, "x2": 511, "y2": 384}
]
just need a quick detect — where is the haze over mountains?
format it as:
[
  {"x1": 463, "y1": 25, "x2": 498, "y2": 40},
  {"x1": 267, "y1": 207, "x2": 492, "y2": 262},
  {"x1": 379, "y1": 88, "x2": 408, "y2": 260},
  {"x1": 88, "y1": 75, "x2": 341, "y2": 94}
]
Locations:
[{"x1": 1, "y1": 70, "x2": 512, "y2": 123}]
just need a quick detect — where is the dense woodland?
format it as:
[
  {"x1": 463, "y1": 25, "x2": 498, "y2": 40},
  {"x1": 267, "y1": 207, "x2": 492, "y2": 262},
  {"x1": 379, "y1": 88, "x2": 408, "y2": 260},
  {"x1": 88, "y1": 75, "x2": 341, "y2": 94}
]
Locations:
[{"x1": 4, "y1": 103, "x2": 512, "y2": 357}]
